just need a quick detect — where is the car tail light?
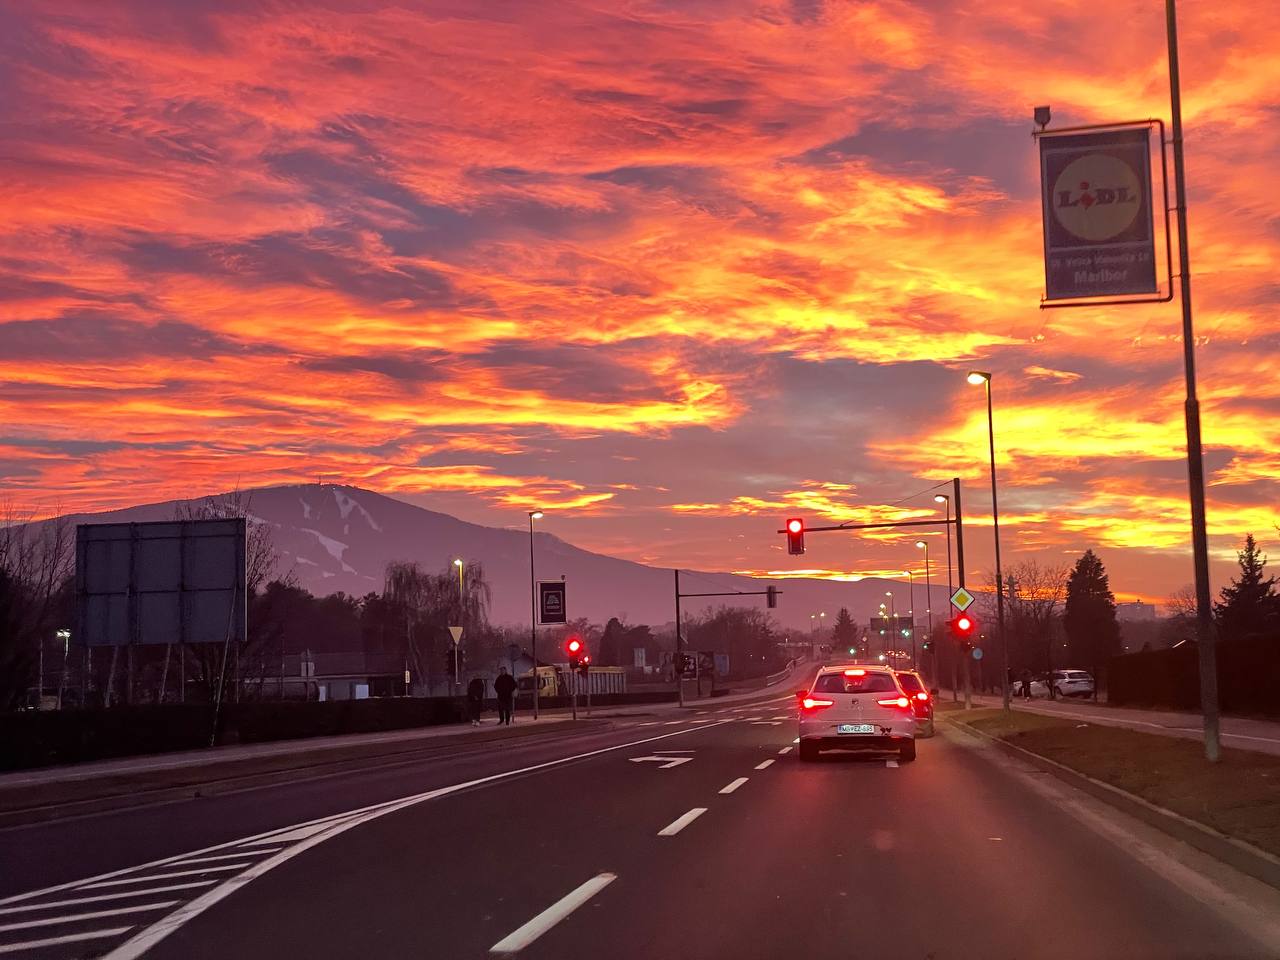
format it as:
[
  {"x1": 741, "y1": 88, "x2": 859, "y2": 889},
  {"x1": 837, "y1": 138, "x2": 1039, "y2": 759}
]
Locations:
[
  {"x1": 843, "y1": 668, "x2": 866, "y2": 676},
  {"x1": 915, "y1": 691, "x2": 929, "y2": 702},
  {"x1": 801, "y1": 696, "x2": 835, "y2": 711},
  {"x1": 877, "y1": 696, "x2": 911, "y2": 709}
]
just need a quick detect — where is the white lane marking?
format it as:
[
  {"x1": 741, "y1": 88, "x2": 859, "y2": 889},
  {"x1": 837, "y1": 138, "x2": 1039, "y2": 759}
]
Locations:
[
  {"x1": 629, "y1": 756, "x2": 693, "y2": 769},
  {"x1": 637, "y1": 721, "x2": 660, "y2": 726},
  {"x1": 167, "y1": 851, "x2": 281, "y2": 867},
  {"x1": 85, "y1": 865, "x2": 249, "y2": 888},
  {"x1": 719, "y1": 777, "x2": 748, "y2": 794},
  {"x1": 754, "y1": 759, "x2": 775, "y2": 770},
  {"x1": 0, "y1": 901, "x2": 177, "y2": 934},
  {"x1": 739, "y1": 716, "x2": 761, "y2": 722},
  {"x1": 0, "y1": 883, "x2": 217, "y2": 916},
  {"x1": 750, "y1": 721, "x2": 782, "y2": 726},
  {"x1": 793, "y1": 738, "x2": 800, "y2": 744},
  {"x1": 885, "y1": 760, "x2": 899, "y2": 768},
  {"x1": 771, "y1": 716, "x2": 789, "y2": 721},
  {"x1": 657, "y1": 808, "x2": 707, "y2": 837},
  {"x1": 0, "y1": 927, "x2": 134, "y2": 955},
  {"x1": 489, "y1": 873, "x2": 617, "y2": 955},
  {"x1": 663, "y1": 720, "x2": 683, "y2": 725},
  {"x1": 778, "y1": 747, "x2": 792, "y2": 755},
  {"x1": 95, "y1": 722, "x2": 732, "y2": 960}
]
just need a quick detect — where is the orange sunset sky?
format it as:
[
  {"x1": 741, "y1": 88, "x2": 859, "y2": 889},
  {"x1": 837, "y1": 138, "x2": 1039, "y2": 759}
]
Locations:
[{"x1": 2, "y1": 0, "x2": 1278, "y2": 603}]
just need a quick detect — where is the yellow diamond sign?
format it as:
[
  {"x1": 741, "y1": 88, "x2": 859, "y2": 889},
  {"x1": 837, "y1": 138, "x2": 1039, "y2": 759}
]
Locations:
[{"x1": 950, "y1": 587, "x2": 975, "y2": 612}]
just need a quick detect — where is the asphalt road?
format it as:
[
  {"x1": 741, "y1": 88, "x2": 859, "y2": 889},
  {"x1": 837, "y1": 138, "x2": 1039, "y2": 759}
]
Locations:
[{"x1": 2, "y1": 690, "x2": 1279, "y2": 959}]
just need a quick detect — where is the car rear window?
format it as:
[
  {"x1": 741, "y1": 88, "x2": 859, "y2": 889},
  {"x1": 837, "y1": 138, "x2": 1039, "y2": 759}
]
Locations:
[
  {"x1": 813, "y1": 673, "x2": 898, "y2": 694},
  {"x1": 896, "y1": 673, "x2": 923, "y2": 694}
]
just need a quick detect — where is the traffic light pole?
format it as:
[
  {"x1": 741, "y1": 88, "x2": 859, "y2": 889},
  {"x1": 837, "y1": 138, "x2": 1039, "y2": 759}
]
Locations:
[
  {"x1": 953, "y1": 478, "x2": 971, "y2": 710},
  {"x1": 674, "y1": 571, "x2": 782, "y2": 707},
  {"x1": 674, "y1": 569, "x2": 684, "y2": 707}
]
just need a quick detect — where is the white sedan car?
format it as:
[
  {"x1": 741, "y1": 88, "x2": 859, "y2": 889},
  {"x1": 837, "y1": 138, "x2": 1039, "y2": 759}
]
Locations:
[
  {"x1": 797, "y1": 665, "x2": 918, "y2": 762},
  {"x1": 1020, "y1": 670, "x2": 1095, "y2": 699}
]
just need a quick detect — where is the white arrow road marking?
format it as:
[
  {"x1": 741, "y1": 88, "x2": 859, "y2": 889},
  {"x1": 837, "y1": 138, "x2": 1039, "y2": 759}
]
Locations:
[{"x1": 629, "y1": 756, "x2": 693, "y2": 769}]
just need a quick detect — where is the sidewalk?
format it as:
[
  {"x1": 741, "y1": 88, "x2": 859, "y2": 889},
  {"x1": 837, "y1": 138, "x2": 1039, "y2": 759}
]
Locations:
[{"x1": 973, "y1": 695, "x2": 1280, "y2": 756}]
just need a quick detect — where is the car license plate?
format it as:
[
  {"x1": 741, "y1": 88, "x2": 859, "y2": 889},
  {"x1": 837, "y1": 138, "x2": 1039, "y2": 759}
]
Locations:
[{"x1": 837, "y1": 723, "x2": 876, "y2": 735}]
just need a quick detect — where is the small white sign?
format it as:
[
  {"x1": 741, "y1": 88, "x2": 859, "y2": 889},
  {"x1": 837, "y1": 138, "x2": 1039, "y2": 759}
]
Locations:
[
  {"x1": 448, "y1": 625, "x2": 464, "y2": 643},
  {"x1": 950, "y1": 587, "x2": 975, "y2": 611}
]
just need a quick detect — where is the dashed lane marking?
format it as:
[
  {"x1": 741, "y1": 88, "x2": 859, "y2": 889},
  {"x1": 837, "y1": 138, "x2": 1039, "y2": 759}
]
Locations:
[
  {"x1": 754, "y1": 759, "x2": 775, "y2": 770},
  {"x1": 719, "y1": 777, "x2": 748, "y2": 795},
  {"x1": 657, "y1": 808, "x2": 707, "y2": 837},
  {"x1": 777, "y1": 747, "x2": 792, "y2": 755},
  {"x1": 489, "y1": 873, "x2": 617, "y2": 955}
]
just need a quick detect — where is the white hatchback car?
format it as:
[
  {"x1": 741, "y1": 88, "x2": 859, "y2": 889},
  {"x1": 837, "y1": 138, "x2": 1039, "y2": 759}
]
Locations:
[{"x1": 797, "y1": 665, "x2": 918, "y2": 762}]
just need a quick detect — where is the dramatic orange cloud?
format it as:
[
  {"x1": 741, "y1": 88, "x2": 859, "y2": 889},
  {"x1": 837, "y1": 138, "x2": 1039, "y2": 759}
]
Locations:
[{"x1": 2, "y1": 0, "x2": 1278, "y2": 604}]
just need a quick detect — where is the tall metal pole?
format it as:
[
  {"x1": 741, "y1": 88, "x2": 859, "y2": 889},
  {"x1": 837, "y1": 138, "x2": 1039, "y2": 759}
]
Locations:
[
  {"x1": 1166, "y1": 0, "x2": 1219, "y2": 763},
  {"x1": 921, "y1": 544, "x2": 932, "y2": 678},
  {"x1": 982, "y1": 377, "x2": 1010, "y2": 712},
  {"x1": 674, "y1": 569, "x2": 685, "y2": 707},
  {"x1": 528, "y1": 513, "x2": 539, "y2": 720},
  {"x1": 906, "y1": 570, "x2": 916, "y2": 667},
  {"x1": 938, "y1": 494, "x2": 956, "y2": 700},
  {"x1": 954, "y1": 477, "x2": 971, "y2": 709}
]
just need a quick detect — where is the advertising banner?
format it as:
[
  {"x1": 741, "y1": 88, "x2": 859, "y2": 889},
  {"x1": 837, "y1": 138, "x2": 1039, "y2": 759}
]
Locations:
[
  {"x1": 1040, "y1": 127, "x2": 1156, "y2": 300},
  {"x1": 538, "y1": 580, "x2": 567, "y2": 625}
]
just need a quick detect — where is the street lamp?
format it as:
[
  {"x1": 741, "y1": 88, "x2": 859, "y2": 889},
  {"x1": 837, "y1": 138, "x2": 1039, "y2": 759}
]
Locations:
[
  {"x1": 915, "y1": 540, "x2": 932, "y2": 674},
  {"x1": 528, "y1": 510, "x2": 544, "y2": 718},
  {"x1": 968, "y1": 370, "x2": 1009, "y2": 712},
  {"x1": 884, "y1": 591, "x2": 895, "y2": 664},
  {"x1": 934, "y1": 493, "x2": 959, "y2": 703},
  {"x1": 902, "y1": 568, "x2": 916, "y2": 666}
]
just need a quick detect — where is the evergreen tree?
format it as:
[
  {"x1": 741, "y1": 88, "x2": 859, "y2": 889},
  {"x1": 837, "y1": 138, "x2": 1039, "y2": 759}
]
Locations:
[
  {"x1": 831, "y1": 607, "x2": 858, "y2": 653},
  {"x1": 1063, "y1": 549, "x2": 1119, "y2": 695},
  {"x1": 1214, "y1": 534, "x2": 1278, "y2": 641}
]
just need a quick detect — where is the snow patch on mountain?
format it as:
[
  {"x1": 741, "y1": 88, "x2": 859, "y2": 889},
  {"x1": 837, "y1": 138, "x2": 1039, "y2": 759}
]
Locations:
[
  {"x1": 333, "y1": 488, "x2": 381, "y2": 532},
  {"x1": 302, "y1": 527, "x2": 357, "y2": 574}
]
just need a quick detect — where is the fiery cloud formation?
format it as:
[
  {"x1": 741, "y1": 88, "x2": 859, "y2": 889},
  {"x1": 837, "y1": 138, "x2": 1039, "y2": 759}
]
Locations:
[{"x1": 1, "y1": 1, "x2": 1277, "y2": 601}]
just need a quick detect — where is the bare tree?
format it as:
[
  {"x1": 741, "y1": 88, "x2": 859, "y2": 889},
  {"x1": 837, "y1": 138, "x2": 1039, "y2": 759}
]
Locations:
[
  {"x1": 0, "y1": 504, "x2": 75, "y2": 711},
  {"x1": 1166, "y1": 584, "x2": 1197, "y2": 620},
  {"x1": 985, "y1": 560, "x2": 1069, "y2": 681},
  {"x1": 173, "y1": 488, "x2": 289, "y2": 702},
  {"x1": 383, "y1": 560, "x2": 493, "y2": 693}
]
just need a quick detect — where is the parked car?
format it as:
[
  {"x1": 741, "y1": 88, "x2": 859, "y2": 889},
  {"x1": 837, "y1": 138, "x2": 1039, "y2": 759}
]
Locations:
[{"x1": 1021, "y1": 669, "x2": 1095, "y2": 699}]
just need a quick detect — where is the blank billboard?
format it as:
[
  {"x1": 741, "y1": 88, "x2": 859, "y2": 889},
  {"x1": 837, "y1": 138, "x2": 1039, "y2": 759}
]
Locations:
[{"x1": 76, "y1": 519, "x2": 247, "y2": 646}]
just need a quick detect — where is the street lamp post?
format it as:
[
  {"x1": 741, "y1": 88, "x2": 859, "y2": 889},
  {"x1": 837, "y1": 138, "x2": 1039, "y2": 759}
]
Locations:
[
  {"x1": 968, "y1": 371, "x2": 1009, "y2": 712},
  {"x1": 934, "y1": 494, "x2": 957, "y2": 701},
  {"x1": 884, "y1": 591, "x2": 895, "y2": 665},
  {"x1": 528, "y1": 510, "x2": 543, "y2": 719},
  {"x1": 903, "y1": 569, "x2": 916, "y2": 667},
  {"x1": 452, "y1": 558, "x2": 464, "y2": 693},
  {"x1": 915, "y1": 540, "x2": 932, "y2": 678}
]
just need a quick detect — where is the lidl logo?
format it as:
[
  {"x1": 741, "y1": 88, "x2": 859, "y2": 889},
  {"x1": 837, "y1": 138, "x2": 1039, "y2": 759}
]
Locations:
[{"x1": 1052, "y1": 154, "x2": 1141, "y2": 242}]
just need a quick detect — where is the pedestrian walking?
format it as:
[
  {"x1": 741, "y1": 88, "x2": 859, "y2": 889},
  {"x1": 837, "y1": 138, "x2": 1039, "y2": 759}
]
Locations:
[
  {"x1": 494, "y1": 666, "x2": 517, "y2": 726},
  {"x1": 466, "y1": 675, "x2": 485, "y2": 726},
  {"x1": 1019, "y1": 668, "x2": 1033, "y2": 701}
]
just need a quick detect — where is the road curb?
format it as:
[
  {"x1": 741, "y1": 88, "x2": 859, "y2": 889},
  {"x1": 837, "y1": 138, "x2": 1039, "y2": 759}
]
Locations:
[
  {"x1": 948, "y1": 717, "x2": 1280, "y2": 892},
  {"x1": 0, "y1": 720, "x2": 613, "y2": 830}
]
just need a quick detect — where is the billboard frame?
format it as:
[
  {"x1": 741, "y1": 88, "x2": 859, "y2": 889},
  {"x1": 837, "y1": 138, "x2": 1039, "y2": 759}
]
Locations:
[
  {"x1": 1035, "y1": 118, "x2": 1174, "y2": 309},
  {"x1": 76, "y1": 518, "x2": 247, "y2": 648}
]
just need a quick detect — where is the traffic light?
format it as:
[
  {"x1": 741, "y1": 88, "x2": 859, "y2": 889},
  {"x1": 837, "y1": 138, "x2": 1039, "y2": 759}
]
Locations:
[
  {"x1": 949, "y1": 614, "x2": 978, "y2": 647},
  {"x1": 578, "y1": 653, "x2": 591, "y2": 676},
  {"x1": 565, "y1": 635, "x2": 583, "y2": 668},
  {"x1": 766, "y1": 584, "x2": 778, "y2": 608},
  {"x1": 785, "y1": 518, "x2": 805, "y2": 555}
]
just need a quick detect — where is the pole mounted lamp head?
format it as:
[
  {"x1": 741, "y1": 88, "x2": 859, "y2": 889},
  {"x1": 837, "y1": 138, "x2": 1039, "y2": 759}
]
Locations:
[
  {"x1": 529, "y1": 510, "x2": 543, "y2": 520},
  {"x1": 967, "y1": 370, "x2": 991, "y2": 386},
  {"x1": 915, "y1": 540, "x2": 927, "y2": 549}
]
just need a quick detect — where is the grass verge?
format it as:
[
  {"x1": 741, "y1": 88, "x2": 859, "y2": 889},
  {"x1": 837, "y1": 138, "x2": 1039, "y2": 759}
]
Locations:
[{"x1": 954, "y1": 708, "x2": 1280, "y2": 859}]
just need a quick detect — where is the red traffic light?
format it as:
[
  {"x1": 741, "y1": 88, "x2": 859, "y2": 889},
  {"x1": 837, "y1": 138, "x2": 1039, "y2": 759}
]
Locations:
[
  {"x1": 785, "y1": 517, "x2": 805, "y2": 555},
  {"x1": 949, "y1": 614, "x2": 977, "y2": 643},
  {"x1": 565, "y1": 636, "x2": 583, "y2": 656}
]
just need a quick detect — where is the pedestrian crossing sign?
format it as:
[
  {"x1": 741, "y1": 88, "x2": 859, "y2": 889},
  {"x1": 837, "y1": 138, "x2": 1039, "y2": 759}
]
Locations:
[{"x1": 950, "y1": 587, "x2": 975, "y2": 611}]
